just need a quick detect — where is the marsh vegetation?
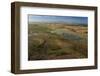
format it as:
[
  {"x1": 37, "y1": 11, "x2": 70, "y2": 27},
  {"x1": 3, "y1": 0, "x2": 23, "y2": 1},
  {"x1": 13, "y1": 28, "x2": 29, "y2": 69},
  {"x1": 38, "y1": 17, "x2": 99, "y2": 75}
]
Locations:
[{"x1": 28, "y1": 23, "x2": 88, "y2": 60}]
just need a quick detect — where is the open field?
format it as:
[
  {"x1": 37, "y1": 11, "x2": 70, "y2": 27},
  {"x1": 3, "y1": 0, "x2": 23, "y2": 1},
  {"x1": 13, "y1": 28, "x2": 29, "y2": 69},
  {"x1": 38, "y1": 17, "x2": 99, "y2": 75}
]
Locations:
[{"x1": 28, "y1": 23, "x2": 88, "y2": 60}]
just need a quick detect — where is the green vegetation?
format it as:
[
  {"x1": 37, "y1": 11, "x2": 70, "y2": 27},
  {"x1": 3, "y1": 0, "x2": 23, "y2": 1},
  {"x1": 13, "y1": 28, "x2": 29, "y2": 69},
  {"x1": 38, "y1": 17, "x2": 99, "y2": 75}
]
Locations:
[{"x1": 28, "y1": 23, "x2": 88, "y2": 60}]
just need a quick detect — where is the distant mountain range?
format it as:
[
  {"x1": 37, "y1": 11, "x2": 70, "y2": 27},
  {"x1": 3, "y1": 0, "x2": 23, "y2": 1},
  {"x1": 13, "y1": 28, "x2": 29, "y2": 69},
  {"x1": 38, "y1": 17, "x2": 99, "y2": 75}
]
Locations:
[{"x1": 29, "y1": 22, "x2": 87, "y2": 27}]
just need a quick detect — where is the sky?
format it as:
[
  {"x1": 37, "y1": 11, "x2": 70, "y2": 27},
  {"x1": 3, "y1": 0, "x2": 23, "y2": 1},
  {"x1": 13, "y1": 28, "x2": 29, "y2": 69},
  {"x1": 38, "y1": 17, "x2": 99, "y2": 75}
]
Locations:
[{"x1": 28, "y1": 15, "x2": 88, "y2": 25}]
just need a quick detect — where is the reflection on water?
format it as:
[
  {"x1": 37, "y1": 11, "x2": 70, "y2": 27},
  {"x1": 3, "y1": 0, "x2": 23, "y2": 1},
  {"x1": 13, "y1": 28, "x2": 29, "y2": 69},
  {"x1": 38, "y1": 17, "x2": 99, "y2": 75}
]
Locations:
[{"x1": 63, "y1": 32, "x2": 82, "y2": 40}]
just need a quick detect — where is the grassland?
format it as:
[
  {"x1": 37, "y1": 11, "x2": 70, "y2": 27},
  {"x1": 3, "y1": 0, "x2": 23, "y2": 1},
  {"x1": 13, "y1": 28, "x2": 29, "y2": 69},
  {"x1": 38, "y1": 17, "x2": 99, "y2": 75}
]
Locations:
[{"x1": 28, "y1": 23, "x2": 88, "y2": 60}]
